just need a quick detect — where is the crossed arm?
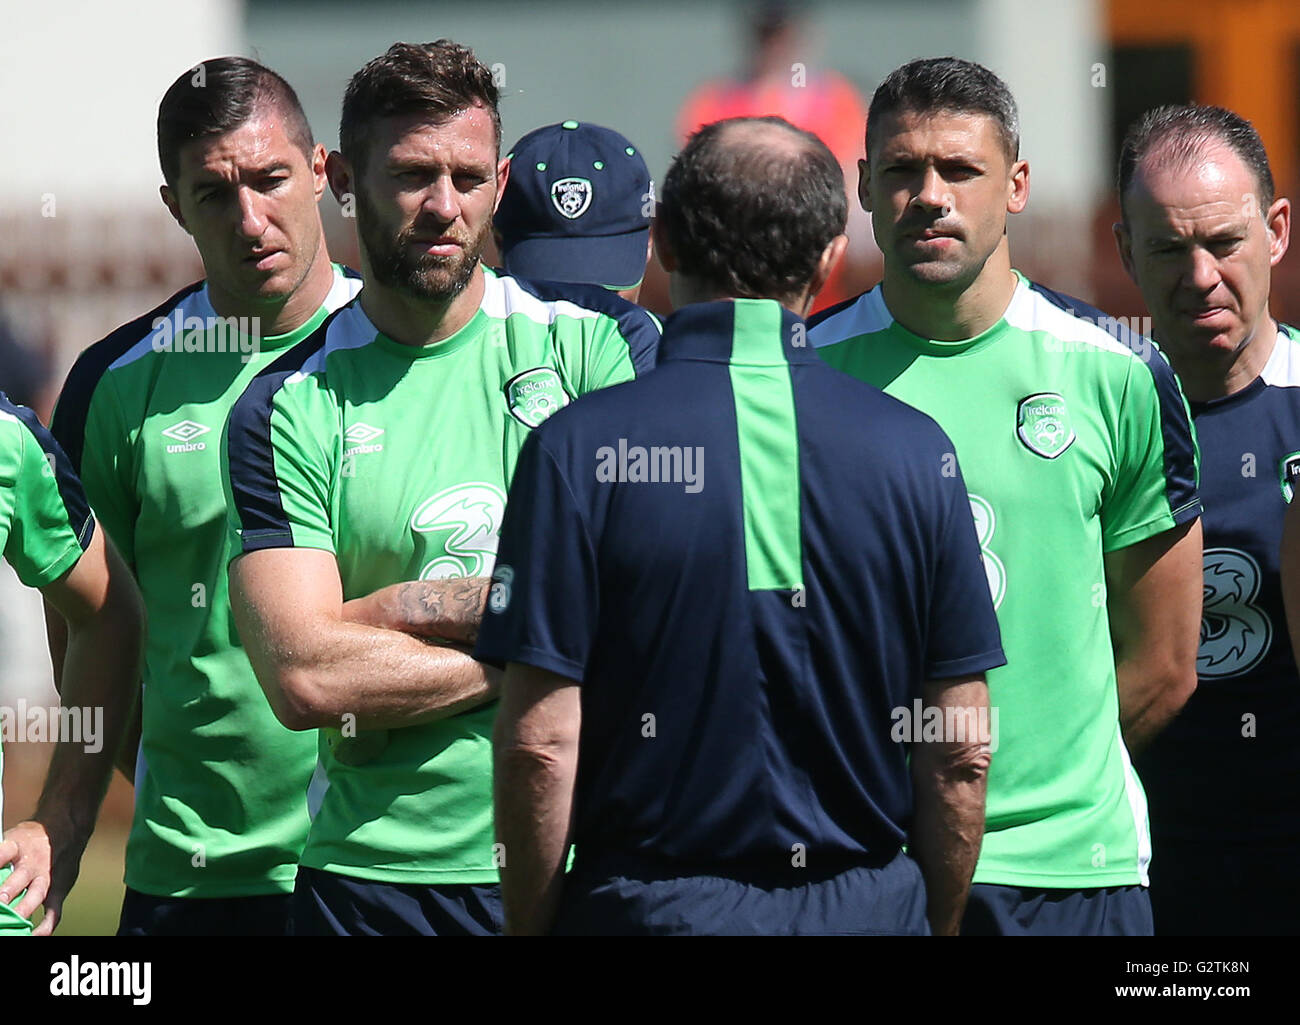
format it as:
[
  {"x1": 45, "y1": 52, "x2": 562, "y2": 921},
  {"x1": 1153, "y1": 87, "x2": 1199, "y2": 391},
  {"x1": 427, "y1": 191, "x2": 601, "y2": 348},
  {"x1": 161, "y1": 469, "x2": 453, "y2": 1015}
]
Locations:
[
  {"x1": 229, "y1": 547, "x2": 497, "y2": 731},
  {"x1": 0, "y1": 528, "x2": 144, "y2": 934}
]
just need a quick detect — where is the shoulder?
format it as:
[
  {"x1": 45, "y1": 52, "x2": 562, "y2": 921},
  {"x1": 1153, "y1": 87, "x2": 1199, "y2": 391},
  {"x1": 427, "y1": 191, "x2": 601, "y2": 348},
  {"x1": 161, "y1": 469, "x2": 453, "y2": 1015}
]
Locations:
[
  {"x1": 0, "y1": 393, "x2": 31, "y2": 467},
  {"x1": 488, "y1": 271, "x2": 661, "y2": 370},
  {"x1": 66, "y1": 280, "x2": 207, "y2": 385},
  {"x1": 231, "y1": 300, "x2": 367, "y2": 426},
  {"x1": 1260, "y1": 323, "x2": 1300, "y2": 389},
  {"x1": 490, "y1": 271, "x2": 659, "y2": 335},
  {"x1": 53, "y1": 281, "x2": 207, "y2": 464},
  {"x1": 0, "y1": 392, "x2": 88, "y2": 527},
  {"x1": 808, "y1": 288, "x2": 890, "y2": 361},
  {"x1": 327, "y1": 263, "x2": 365, "y2": 309},
  {"x1": 1014, "y1": 278, "x2": 1164, "y2": 369}
]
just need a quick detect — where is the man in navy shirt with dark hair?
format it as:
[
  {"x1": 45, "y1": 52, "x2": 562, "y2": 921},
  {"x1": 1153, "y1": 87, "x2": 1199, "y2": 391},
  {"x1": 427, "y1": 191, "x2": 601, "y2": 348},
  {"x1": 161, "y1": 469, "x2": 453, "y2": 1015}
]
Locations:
[
  {"x1": 1118, "y1": 104, "x2": 1300, "y2": 934},
  {"x1": 477, "y1": 116, "x2": 1006, "y2": 936}
]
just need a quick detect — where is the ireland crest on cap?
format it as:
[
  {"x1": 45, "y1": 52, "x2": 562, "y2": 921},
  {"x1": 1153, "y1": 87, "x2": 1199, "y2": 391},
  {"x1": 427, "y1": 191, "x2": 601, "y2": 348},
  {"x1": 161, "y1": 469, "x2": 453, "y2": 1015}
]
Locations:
[
  {"x1": 506, "y1": 367, "x2": 571, "y2": 427},
  {"x1": 1017, "y1": 392, "x2": 1075, "y2": 459},
  {"x1": 551, "y1": 177, "x2": 592, "y2": 219}
]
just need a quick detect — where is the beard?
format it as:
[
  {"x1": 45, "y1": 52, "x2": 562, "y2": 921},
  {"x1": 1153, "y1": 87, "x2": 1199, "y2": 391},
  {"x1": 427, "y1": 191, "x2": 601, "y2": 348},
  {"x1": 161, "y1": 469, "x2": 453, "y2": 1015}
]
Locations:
[{"x1": 357, "y1": 191, "x2": 488, "y2": 302}]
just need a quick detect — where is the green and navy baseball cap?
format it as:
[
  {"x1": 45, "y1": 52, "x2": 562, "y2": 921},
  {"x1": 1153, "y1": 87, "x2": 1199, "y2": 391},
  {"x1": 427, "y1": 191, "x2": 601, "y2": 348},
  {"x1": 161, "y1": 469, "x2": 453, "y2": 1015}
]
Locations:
[{"x1": 496, "y1": 121, "x2": 651, "y2": 290}]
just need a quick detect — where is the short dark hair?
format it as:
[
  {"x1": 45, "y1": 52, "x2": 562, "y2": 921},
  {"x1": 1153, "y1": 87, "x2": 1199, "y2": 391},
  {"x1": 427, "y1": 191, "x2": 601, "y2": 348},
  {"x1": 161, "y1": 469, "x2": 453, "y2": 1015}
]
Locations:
[
  {"x1": 340, "y1": 40, "x2": 501, "y2": 173},
  {"x1": 157, "y1": 57, "x2": 314, "y2": 187},
  {"x1": 660, "y1": 116, "x2": 847, "y2": 304},
  {"x1": 867, "y1": 57, "x2": 1019, "y2": 163},
  {"x1": 1117, "y1": 104, "x2": 1275, "y2": 220}
]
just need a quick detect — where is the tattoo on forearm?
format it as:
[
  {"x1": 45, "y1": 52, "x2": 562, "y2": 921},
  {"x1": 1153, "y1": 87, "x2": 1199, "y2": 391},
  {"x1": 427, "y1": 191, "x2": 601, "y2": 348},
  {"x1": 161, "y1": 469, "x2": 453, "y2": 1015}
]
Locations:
[{"x1": 396, "y1": 579, "x2": 487, "y2": 642}]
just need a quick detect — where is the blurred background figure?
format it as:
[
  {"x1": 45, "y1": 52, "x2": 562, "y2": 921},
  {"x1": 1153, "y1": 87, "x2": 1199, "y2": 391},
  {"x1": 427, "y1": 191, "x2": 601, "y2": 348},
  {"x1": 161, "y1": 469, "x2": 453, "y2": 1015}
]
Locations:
[
  {"x1": 494, "y1": 121, "x2": 654, "y2": 303},
  {"x1": 673, "y1": 1, "x2": 874, "y2": 312}
]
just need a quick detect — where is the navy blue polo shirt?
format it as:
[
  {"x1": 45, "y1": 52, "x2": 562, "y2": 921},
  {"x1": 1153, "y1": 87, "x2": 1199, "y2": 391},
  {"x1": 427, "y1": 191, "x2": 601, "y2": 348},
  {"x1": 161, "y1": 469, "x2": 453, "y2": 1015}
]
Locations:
[{"x1": 476, "y1": 298, "x2": 1006, "y2": 878}]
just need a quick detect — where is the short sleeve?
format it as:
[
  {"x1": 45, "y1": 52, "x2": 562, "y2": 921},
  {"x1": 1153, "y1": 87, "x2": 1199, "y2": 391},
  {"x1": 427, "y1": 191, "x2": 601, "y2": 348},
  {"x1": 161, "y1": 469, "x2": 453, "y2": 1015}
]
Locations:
[
  {"x1": 925, "y1": 455, "x2": 1007, "y2": 679},
  {"x1": 2, "y1": 407, "x2": 94, "y2": 588},
  {"x1": 51, "y1": 373, "x2": 139, "y2": 567},
  {"x1": 223, "y1": 366, "x2": 338, "y2": 559},
  {"x1": 473, "y1": 426, "x2": 598, "y2": 682},
  {"x1": 1101, "y1": 354, "x2": 1202, "y2": 552}
]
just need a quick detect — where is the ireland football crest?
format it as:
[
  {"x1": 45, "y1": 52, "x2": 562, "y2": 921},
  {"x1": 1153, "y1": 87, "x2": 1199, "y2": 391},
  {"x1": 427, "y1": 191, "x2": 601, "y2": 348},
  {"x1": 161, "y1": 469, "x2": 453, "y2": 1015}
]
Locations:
[
  {"x1": 505, "y1": 367, "x2": 571, "y2": 427},
  {"x1": 1279, "y1": 451, "x2": 1300, "y2": 502},
  {"x1": 1017, "y1": 392, "x2": 1075, "y2": 459},
  {"x1": 550, "y1": 177, "x2": 592, "y2": 219}
]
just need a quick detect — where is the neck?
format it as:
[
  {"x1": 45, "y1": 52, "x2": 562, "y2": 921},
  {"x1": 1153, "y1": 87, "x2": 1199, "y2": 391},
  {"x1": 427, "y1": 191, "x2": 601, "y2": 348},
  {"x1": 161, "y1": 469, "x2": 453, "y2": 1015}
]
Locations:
[
  {"x1": 881, "y1": 244, "x2": 1018, "y2": 341},
  {"x1": 669, "y1": 277, "x2": 812, "y2": 318},
  {"x1": 207, "y1": 237, "x2": 335, "y2": 336},
  {"x1": 359, "y1": 264, "x2": 486, "y2": 347},
  {"x1": 1165, "y1": 316, "x2": 1279, "y2": 402}
]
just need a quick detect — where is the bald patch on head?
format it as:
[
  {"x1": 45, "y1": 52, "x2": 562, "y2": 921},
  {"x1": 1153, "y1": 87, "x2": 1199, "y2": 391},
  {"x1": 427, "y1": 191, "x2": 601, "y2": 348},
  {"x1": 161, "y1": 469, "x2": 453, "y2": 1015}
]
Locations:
[{"x1": 714, "y1": 117, "x2": 823, "y2": 160}]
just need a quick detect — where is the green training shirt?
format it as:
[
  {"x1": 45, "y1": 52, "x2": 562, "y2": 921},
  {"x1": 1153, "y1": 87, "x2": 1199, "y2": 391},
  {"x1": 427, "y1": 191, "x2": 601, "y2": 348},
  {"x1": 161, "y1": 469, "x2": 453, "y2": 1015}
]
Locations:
[
  {"x1": 0, "y1": 395, "x2": 95, "y2": 932},
  {"x1": 810, "y1": 273, "x2": 1201, "y2": 888},
  {"x1": 224, "y1": 267, "x2": 660, "y2": 884},
  {"x1": 50, "y1": 265, "x2": 362, "y2": 898}
]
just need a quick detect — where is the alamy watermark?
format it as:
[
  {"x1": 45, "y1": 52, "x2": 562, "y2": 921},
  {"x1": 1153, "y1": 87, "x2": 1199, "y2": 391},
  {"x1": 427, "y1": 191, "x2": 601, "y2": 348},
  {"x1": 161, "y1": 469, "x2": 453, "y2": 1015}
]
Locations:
[
  {"x1": 595, "y1": 439, "x2": 704, "y2": 494},
  {"x1": 0, "y1": 700, "x2": 103, "y2": 753},
  {"x1": 1044, "y1": 313, "x2": 1157, "y2": 362},
  {"x1": 151, "y1": 309, "x2": 262, "y2": 363},
  {"x1": 890, "y1": 699, "x2": 999, "y2": 753},
  {"x1": 50, "y1": 956, "x2": 151, "y2": 1005}
]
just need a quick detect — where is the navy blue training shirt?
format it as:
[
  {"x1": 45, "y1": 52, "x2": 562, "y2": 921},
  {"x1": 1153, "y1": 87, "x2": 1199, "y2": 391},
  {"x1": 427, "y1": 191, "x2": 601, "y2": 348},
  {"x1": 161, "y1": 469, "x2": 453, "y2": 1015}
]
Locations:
[
  {"x1": 1137, "y1": 322, "x2": 1300, "y2": 847},
  {"x1": 475, "y1": 298, "x2": 1006, "y2": 877}
]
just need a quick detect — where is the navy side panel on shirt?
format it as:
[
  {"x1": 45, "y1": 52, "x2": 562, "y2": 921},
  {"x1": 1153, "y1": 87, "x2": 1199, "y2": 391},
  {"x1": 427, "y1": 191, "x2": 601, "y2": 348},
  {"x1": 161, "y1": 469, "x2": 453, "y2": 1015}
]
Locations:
[{"x1": 477, "y1": 300, "x2": 1004, "y2": 879}]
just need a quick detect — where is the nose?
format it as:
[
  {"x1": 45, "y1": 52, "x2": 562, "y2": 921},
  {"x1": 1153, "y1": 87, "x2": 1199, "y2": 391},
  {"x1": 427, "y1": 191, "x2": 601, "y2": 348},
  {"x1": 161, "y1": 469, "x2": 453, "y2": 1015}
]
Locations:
[
  {"x1": 421, "y1": 174, "x2": 459, "y2": 223},
  {"x1": 913, "y1": 166, "x2": 950, "y2": 216},
  {"x1": 1184, "y1": 246, "x2": 1222, "y2": 293},
  {"x1": 235, "y1": 186, "x2": 268, "y2": 241}
]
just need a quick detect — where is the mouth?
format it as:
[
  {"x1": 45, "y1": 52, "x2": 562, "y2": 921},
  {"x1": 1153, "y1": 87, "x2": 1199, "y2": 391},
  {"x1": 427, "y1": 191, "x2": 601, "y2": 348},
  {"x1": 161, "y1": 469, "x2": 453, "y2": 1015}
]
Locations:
[
  {"x1": 903, "y1": 224, "x2": 963, "y2": 247},
  {"x1": 1182, "y1": 306, "x2": 1233, "y2": 325},
  {"x1": 245, "y1": 249, "x2": 285, "y2": 271},
  {"x1": 408, "y1": 235, "x2": 464, "y2": 258}
]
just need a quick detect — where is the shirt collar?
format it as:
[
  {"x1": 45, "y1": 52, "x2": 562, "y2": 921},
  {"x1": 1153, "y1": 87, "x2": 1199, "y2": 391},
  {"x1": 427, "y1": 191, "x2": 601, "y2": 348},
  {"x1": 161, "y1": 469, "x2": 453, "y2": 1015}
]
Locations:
[{"x1": 656, "y1": 299, "x2": 820, "y2": 366}]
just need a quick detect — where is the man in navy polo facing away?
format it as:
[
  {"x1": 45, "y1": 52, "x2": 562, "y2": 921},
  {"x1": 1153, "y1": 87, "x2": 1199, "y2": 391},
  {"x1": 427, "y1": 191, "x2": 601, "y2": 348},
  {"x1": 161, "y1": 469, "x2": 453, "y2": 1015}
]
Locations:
[
  {"x1": 477, "y1": 116, "x2": 1006, "y2": 936},
  {"x1": 493, "y1": 121, "x2": 653, "y2": 302}
]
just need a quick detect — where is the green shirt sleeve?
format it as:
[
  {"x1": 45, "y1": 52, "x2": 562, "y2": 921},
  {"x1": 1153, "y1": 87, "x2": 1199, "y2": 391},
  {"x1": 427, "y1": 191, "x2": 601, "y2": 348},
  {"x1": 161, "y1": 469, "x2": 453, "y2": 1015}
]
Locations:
[
  {"x1": 1100, "y1": 355, "x2": 1194, "y2": 552},
  {"x1": 1, "y1": 415, "x2": 93, "y2": 588},
  {"x1": 224, "y1": 371, "x2": 339, "y2": 557}
]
